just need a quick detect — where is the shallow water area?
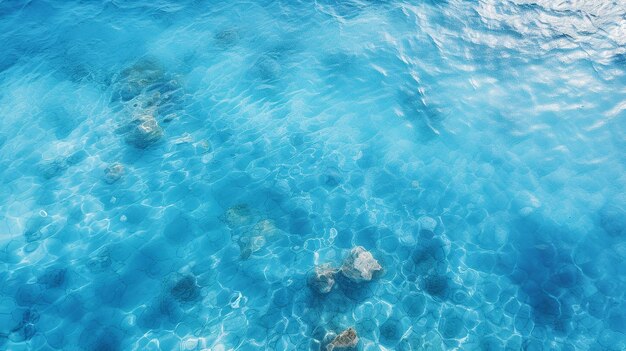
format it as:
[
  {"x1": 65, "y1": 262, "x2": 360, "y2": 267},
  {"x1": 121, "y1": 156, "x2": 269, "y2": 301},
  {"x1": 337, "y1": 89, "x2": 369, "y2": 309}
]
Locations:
[{"x1": 0, "y1": 0, "x2": 625, "y2": 350}]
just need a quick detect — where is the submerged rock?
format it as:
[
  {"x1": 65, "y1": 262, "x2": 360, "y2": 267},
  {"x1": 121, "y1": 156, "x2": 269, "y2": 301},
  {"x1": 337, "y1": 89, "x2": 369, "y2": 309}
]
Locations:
[
  {"x1": 170, "y1": 275, "x2": 201, "y2": 303},
  {"x1": 253, "y1": 54, "x2": 281, "y2": 81},
  {"x1": 125, "y1": 113, "x2": 163, "y2": 149},
  {"x1": 220, "y1": 204, "x2": 253, "y2": 228},
  {"x1": 40, "y1": 157, "x2": 69, "y2": 179},
  {"x1": 86, "y1": 248, "x2": 112, "y2": 273},
  {"x1": 251, "y1": 219, "x2": 276, "y2": 236},
  {"x1": 111, "y1": 58, "x2": 185, "y2": 149},
  {"x1": 220, "y1": 204, "x2": 283, "y2": 259},
  {"x1": 341, "y1": 246, "x2": 382, "y2": 283},
  {"x1": 327, "y1": 327, "x2": 358, "y2": 350},
  {"x1": 103, "y1": 163, "x2": 124, "y2": 184},
  {"x1": 39, "y1": 151, "x2": 89, "y2": 180},
  {"x1": 418, "y1": 216, "x2": 437, "y2": 232},
  {"x1": 238, "y1": 234, "x2": 265, "y2": 259},
  {"x1": 215, "y1": 29, "x2": 239, "y2": 47},
  {"x1": 114, "y1": 59, "x2": 165, "y2": 102},
  {"x1": 238, "y1": 219, "x2": 279, "y2": 259},
  {"x1": 308, "y1": 264, "x2": 337, "y2": 294}
]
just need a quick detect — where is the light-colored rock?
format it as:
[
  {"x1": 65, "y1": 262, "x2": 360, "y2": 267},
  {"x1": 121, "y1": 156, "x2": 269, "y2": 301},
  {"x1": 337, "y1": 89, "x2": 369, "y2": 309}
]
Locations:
[
  {"x1": 126, "y1": 113, "x2": 163, "y2": 149},
  {"x1": 308, "y1": 264, "x2": 337, "y2": 294},
  {"x1": 115, "y1": 59, "x2": 165, "y2": 102},
  {"x1": 418, "y1": 216, "x2": 437, "y2": 232},
  {"x1": 221, "y1": 204, "x2": 252, "y2": 228},
  {"x1": 327, "y1": 327, "x2": 358, "y2": 351},
  {"x1": 251, "y1": 219, "x2": 277, "y2": 236},
  {"x1": 341, "y1": 246, "x2": 382, "y2": 282},
  {"x1": 104, "y1": 162, "x2": 124, "y2": 184},
  {"x1": 236, "y1": 218, "x2": 279, "y2": 259}
]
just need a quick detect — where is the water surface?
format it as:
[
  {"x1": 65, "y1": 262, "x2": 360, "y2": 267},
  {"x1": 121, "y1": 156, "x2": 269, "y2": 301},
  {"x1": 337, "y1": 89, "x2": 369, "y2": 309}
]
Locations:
[{"x1": 0, "y1": 0, "x2": 625, "y2": 350}]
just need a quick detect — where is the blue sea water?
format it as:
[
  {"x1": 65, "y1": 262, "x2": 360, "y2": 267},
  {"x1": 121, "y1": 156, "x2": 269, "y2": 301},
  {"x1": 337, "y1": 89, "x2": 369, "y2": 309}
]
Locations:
[{"x1": 0, "y1": 0, "x2": 625, "y2": 350}]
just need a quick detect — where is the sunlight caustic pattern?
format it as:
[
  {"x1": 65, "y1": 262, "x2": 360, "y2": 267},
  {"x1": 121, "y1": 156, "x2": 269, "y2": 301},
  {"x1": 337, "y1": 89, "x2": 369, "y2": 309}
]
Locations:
[{"x1": 0, "y1": 0, "x2": 625, "y2": 350}]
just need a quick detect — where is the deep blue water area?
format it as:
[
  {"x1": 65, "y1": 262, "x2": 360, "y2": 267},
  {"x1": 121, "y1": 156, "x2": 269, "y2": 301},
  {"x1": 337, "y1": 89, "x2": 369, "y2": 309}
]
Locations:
[{"x1": 0, "y1": 0, "x2": 625, "y2": 350}]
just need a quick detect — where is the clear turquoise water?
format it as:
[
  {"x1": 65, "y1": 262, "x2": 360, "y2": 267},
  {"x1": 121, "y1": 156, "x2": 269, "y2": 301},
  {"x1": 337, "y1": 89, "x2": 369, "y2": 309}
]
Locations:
[{"x1": 0, "y1": 0, "x2": 625, "y2": 350}]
